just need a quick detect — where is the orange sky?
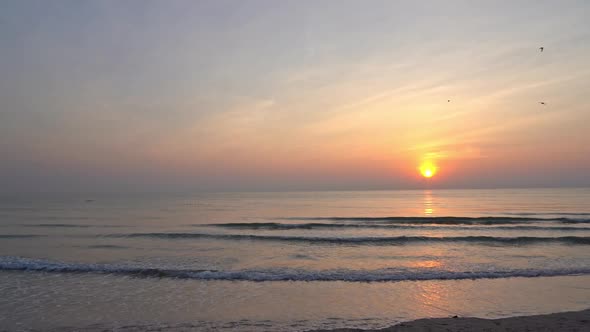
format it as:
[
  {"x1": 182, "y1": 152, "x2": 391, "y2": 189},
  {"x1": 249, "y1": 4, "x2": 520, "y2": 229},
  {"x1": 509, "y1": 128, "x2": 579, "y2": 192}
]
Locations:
[{"x1": 1, "y1": 1, "x2": 590, "y2": 191}]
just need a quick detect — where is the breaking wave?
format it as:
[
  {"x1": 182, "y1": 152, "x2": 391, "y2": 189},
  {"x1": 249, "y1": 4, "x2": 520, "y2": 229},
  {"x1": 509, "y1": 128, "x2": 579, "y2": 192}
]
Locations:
[
  {"x1": 199, "y1": 222, "x2": 590, "y2": 231},
  {"x1": 285, "y1": 216, "x2": 590, "y2": 224},
  {"x1": 112, "y1": 232, "x2": 590, "y2": 245},
  {"x1": 1, "y1": 256, "x2": 589, "y2": 282}
]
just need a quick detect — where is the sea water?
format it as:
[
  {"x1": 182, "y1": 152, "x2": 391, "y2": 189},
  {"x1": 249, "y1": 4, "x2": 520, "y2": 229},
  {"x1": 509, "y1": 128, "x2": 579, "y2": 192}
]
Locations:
[{"x1": 1, "y1": 188, "x2": 589, "y2": 331}]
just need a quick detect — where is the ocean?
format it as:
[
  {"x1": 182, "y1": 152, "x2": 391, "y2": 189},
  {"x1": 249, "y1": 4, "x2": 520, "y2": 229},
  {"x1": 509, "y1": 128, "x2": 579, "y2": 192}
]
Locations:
[{"x1": 1, "y1": 188, "x2": 589, "y2": 331}]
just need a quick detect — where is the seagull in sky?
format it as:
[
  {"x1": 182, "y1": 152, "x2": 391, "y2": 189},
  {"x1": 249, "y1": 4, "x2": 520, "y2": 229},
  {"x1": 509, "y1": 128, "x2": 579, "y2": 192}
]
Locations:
[
  {"x1": 539, "y1": 47, "x2": 544, "y2": 52},
  {"x1": 539, "y1": 102, "x2": 546, "y2": 105}
]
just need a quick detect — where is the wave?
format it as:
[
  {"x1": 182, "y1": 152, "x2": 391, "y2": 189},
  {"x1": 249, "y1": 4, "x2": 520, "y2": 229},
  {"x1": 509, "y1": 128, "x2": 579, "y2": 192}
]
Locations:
[
  {"x1": 113, "y1": 232, "x2": 590, "y2": 245},
  {"x1": 504, "y1": 212, "x2": 590, "y2": 216},
  {"x1": 0, "y1": 234, "x2": 44, "y2": 239},
  {"x1": 17, "y1": 223, "x2": 128, "y2": 228},
  {"x1": 21, "y1": 223, "x2": 91, "y2": 228},
  {"x1": 1, "y1": 256, "x2": 589, "y2": 282},
  {"x1": 199, "y1": 222, "x2": 590, "y2": 231},
  {"x1": 285, "y1": 216, "x2": 590, "y2": 224},
  {"x1": 86, "y1": 245, "x2": 129, "y2": 249}
]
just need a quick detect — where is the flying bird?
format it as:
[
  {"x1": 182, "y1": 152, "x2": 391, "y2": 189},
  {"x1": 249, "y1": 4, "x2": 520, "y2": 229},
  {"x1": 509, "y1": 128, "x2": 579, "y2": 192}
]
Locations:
[
  {"x1": 539, "y1": 102, "x2": 546, "y2": 105},
  {"x1": 448, "y1": 100, "x2": 451, "y2": 102},
  {"x1": 539, "y1": 47, "x2": 544, "y2": 52}
]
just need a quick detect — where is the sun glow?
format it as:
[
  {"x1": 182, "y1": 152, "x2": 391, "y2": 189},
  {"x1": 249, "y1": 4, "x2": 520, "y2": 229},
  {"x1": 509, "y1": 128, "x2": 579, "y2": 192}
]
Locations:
[{"x1": 419, "y1": 161, "x2": 437, "y2": 178}]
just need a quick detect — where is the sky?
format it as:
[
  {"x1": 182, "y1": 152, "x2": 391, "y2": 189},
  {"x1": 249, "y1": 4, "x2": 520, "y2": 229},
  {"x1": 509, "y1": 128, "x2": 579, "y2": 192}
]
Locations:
[{"x1": 1, "y1": 0, "x2": 590, "y2": 192}]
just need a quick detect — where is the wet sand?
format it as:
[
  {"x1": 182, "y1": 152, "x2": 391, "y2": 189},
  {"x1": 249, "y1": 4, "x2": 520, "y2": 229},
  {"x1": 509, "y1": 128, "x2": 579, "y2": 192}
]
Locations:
[
  {"x1": 38, "y1": 309, "x2": 590, "y2": 331},
  {"x1": 312, "y1": 309, "x2": 590, "y2": 332}
]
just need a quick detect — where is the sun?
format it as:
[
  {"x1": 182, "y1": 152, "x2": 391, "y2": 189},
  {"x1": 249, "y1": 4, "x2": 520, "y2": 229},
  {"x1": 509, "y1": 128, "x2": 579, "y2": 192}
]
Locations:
[{"x1": 419, "y1": 161, "x2": 437, "y2": 178}]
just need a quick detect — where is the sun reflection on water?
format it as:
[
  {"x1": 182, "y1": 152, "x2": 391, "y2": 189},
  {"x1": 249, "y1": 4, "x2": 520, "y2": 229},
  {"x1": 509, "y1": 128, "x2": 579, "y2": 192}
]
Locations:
[
  {"x1": 411, "y1": 260, "x2": 443, "y2": 268},
  {"x1": 413, "y1": 282, "x2": 457, "y2": 317},
  {"x1": 423, "y1": 190, "x2": 434, "y2": 216}
]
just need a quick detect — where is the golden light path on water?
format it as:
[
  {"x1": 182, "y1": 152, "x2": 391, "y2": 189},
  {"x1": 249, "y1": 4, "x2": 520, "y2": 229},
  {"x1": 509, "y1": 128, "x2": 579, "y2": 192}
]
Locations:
[{"x1": 423, "y1": 190, "x2": 434, "y2": 215}]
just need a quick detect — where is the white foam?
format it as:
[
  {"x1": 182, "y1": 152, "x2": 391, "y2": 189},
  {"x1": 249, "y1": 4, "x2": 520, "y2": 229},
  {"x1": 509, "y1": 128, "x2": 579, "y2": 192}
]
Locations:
[{"x1": 1, "y1": 256, "x2": 589, "y2": 282}]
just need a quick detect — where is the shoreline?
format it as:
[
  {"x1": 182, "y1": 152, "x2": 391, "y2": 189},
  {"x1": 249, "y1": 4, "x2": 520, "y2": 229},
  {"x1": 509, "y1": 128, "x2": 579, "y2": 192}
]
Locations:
[
  {"x1": 32, "y1": 309, "x2": 590, "y2": 331},
  {"x1": 310, "y1": 309, "x2": 590, "y2": 332}
]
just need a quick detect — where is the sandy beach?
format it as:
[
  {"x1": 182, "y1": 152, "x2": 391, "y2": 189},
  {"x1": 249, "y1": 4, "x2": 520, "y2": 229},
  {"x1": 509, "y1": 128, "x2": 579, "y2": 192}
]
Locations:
[
  {"x1": 312, "y1": 309, "x2": 590, "y2": 332},
  {"x1": 29, "y1": 309, "x2": 589, "y2": 332}
]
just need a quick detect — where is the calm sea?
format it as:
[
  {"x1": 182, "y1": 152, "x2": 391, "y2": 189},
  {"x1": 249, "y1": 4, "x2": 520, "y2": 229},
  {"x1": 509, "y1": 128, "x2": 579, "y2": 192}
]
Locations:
[{"x1": 1, "y1": 188, "x2": 589, "y2": 331}]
